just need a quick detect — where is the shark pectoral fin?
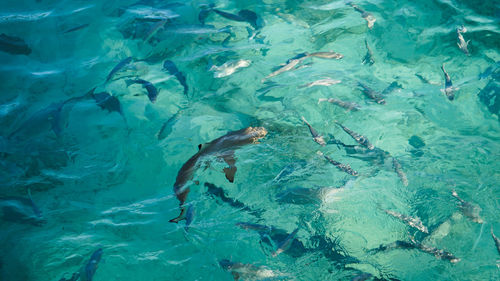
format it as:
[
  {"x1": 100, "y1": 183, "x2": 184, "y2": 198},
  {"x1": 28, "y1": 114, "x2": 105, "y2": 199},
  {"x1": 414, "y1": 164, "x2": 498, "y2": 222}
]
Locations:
[
  {"x1": 222, "y1": 152, "x2": 237, "y2": 183},
  {"x1": 231, "y1": 272, "x2": 241, "y2": 281},
  {"x1": 169, "y1": 207, "x2": 187, "y2": 223}
]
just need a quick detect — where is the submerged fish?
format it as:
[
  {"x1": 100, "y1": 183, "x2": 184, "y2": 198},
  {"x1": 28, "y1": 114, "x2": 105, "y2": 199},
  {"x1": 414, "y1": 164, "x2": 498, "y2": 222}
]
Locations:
[
  {"x1": 392, "y1": 157, "x2": 408, "y2": 186},
  {"x1": 163, "y1": 60, "x2": 188, "y2": 96},
  {"x1": 106, "y1": 57, "x2": 133, "y2": 82},
  {"x1": 318, "y1": 98, "x2": 360, "y2": 111},
  {"x1": 318, "y1": 151, "x2": 359, "y2": 176},
  {"x1": 63, "y1": 23, "x2": 89, "y2": 34},
  {"x1": 169, "y1": 127, "x2": 267, "y2": 223},
  {"x1": 335, "y1": 121, "x2": 375, "y2": 150},
  {"x1": 210, "y1": 59, "x2": 251, "y2": 78},
  {"x1": 262, "y1": 55, "x2": 306, "y2": 82},
  {"x1": 299, "y1": 78, "x2": 341, "y2": 88},
  {"x1": 381, "y1": 81, "x2": 402, "y2": 95},
  {"x1": 301, "y1": 116, "x2": 326, "y2": 146},
  {"x1": 0, "y1": 33, "x2": 31, "y2": 55},
  {"x1": 126, "y1": 78, "x2": 158, "y2": 103},
  {"x1": 491, "y1": 227, "x2": 500, "y2": 255},
  {"x1": 451, "y1": 190, "x2": 483, "y2": 224},
  {"x1": 0, "y1": 192, "x2": 45, "y2": 226},
  {"x1": 385, "y1": 210, "x2": 428, "y2": 233},
  {"x1": 349, "y1": 3, "x2": 376, "y2": 29},
  {"x1": 307, "y1": 51, "x2": 343, "y2": 59},
  {"x1": 456, "y1": 26, "x2": 470, "y2": 55},
  {"x1": 372, "y1": 240, "x2": 460, "y2": 263},
  {"x1": 211, "y1": 9, "x2": 263, "y2": 30},
  {"x1": 440, "y1": 64, "x2": 455, "y2": 101},
  {"x1": 157, "y1": 111, "x2": 180, "y2": 140},
  {"x1": 362, "y1": 40, "x2": 374, "y2": 65},
  {"x1": 357, "y1": 82, "x2": 385, "y2": 104},
  {"x1": 8, "y1": 101, "x2": 66, "y2": 139},
  {"x1": 272, "y1": 228, "x2": 299, "y2": 257},
  {"x1": 205, "y1": 182, "x2": 263, "y2": 217},
  {"x1": 219, "y1": 259, "x2": 282, "y2": 280},
  {"x1": 79, "y1": 248, "x2": 103, "y2": 281}
]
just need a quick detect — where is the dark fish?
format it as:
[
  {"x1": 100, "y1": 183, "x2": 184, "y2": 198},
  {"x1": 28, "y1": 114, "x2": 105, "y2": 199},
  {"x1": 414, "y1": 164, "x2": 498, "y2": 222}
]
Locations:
[
  {"x1": 63, "y1": 24, "x2": 89, "y2": 34},
  {"x1": 0, "y1": 193, "x2": 45, "y2": 226},
  {"x1": 381, "y1": 81, "x2": 402, "y2": 95},
  {"x1": 362, "y1": 39, "x2": 374, "y2": 65},
  {"x1": 491, "y1": 227, "x2": 500, "y2": 255},
  {"x1": 335, "y1": 121, "x2": 375, "y2": 150},
  {"x1": 106, "y1": 57, "x2": 133, "y2": 82},
  {"x1": 169, "y1": 127, "x2": 268, "y2": 223},
  {"x1": 205, "y1": 182, "x2": 263, "y2": 217},
  {"x1": 126, "y1": 79, "x2": 158, "y2": 103},
  {"x1": 451, "y1": 190, "x2": 483, "y2": 223},
  {"x1": 213, "y1": 9, "x2": 246, "y2": 22},
  {"x1": 408, "y1": 135, "x2": 425, "y2": 149},
  {"x1": 198, "y1": 4, "x2": 215, "y2": 24},
  {"x1": 0, "y1": 33, "x2": 31, "y2": 55},
  {"x1": 80, "y1": 248, "x2": 103, "y2": 281},
  {"x1": 440, "y1": 64, "x2": 455, "y2": 101},
  {"x1": 318, "y1": 98, "x2": 360, "y2": 111},
  {"x1": 357, "y1": 82, "x2": 385, "y2": 104},
  {"x1": 157, "y1": 111, "x2": 180, "y2": 140},
  {"x1": 236, "y1": 222, "x2": 272, "y2": 233},
  {"x1": 163, "y1": 60, "x2": 188, "y2": 96},
  {"x1": 272, "y1": 227, "x2": 299, "y2": 257},
  {"x1": 371, "y1": 240, "x2": 460, "y2": 263},
  {"x1": 391, "y1": 157, "x2": 408, "y2": 186},
  {"x1": 415, "y1": 73, "x2": 431, "y2": 84},
  {"x1": 301, "y1": 116, "x2": 326, "y2": 146},
  {"x1": 8, "y1": 102, "x2": 65, "y2": 139},
  {"x1": 318, "y1": 151, "x2": 359, "y2": 176},
  {"x1": 238, "y1": 9, "x2": 263, "y2": 29},
  {"x1": 385, "y1": 210, "x2": 427, "y2": 233}
]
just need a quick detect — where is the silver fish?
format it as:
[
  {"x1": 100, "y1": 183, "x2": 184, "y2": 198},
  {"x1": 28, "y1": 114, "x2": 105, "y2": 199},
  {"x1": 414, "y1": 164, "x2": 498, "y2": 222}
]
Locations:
[
  {"x1": 385, "y1": 210, "x2": 428, "y2": 233},
  {"x1": 318, "y1": 151, "x2": 359, "y2": 176},
  {"x1": 219, "y1": 259, "x2": 282, "y2": 280},
  {"x1": 335, "y1": 121, "x2": 374, "y2": 150},
  {"x1": 210, "y1": 59, "x2": 251, "y2": 78},
  {"x1": 301, "y1": 116, "x2": 326, "y2": 146},
  {"x1": 491, "y1": 226, "x2": 500, "y2": 255},
  {"x1": 299, "y1": 78, "x2": 341, "y2": 88},
  {"x1": 451, "y1": 190, "x2": 483, "y2": 224},
  {"x1": 262, "y1": 58, "x2": 303, "y2": 82},
  {"x1": 307, "y1": 51, "x2": 343, "y2": 59},
  {"x1": 318, "y1": 98, "x2": 360, "y2": 111},
  {"x1": 392, "y1": 157, "x2": 408, "y2": 186},
  {"x1": 358, "y1": 82, "x2": 385, "y2": 104}
]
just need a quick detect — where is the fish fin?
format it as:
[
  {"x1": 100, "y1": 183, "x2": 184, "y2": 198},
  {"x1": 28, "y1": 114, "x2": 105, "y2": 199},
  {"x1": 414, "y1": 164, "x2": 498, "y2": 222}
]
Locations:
[
  {"x1": 169, "y1": 207, "x2": 187, "y2": 223},
  {"x1": 222, "y1": 152, "x2": 237, "y2": 183},
  {"x1": 231, "y1": 272, "x2": 241, "y2": 281}
]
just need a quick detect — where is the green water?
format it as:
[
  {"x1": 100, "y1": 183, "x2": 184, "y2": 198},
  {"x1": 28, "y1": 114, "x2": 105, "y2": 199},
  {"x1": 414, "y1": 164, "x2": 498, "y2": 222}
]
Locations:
[{"x1": 0, "y1": 0, "x2": 499, "y2": 280}]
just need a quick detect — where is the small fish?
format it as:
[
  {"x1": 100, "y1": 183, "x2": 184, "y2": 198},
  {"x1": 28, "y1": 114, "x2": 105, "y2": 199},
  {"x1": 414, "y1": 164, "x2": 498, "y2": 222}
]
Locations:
[
  {"x1": 335, "y1": 121, "x2": 375, "y2": 150},
  {"x1": 372, "y1": 240, "x2": 460, "y2": 263},
  {"x1": 80, "y1": 248, "x2": 103, "y2": 281},
  {"x1": 381, "y1": 81, "x2": 402, "y2": 95},
  {"x1": 415, "y1": 73, "x2": 431, "y2": 84},
  {"x1": 318, "y1": 98, "x2": 360, "y2": 111},
  {"x1": 272, "y1": 228, "x2": 299, "y2": 257},
  {"x1": 0, "y1": 193, "x2": 45, "y2": 226},
  {"x1": 392, "y1": 157, "x2": 408, "y2": 186},
  {"x1": 126, "y1": 78, "x2": 158, "y2": 103},
  {"x1": 299, "y1": 78, "x2": 341, "y2": 88},
  {"x1": 301, "y1": 116, "x2": 326, "y2": 146},
  {"x1": 238, "y1": 9, "x2": 264, "y2": 30},
  {"x1": 349, "y1": 3, "x2": 376, "y2": 29},
  {"x1": 63, "y1": 23, "x2": 89, "y2": 34},
  {"x1": 385, "y1": 210, "x2": 428, "y2": 233},
  {"x1": 318, "y1": 151, "x2": 359, "y2": 176},
  {"x1": 144, "y1": 19, "x2": 168, "y2": 42},
  {"x1": 357, "y1": 82, "x2": 385, "y2": 104},
  {"x1": 0, "y1": 33, "x2": 31, "y2": 55},
  {"x1": 205, "y1": 183, "x2": 263, "y2": 217},
  {"x1": 219, "y1": 259, "x2": 281, "y2": 280},
  {"x1": 213, "y1": 9, "x2": 246, "y2": 22},
  {"x1": 157, "y1": 112, "x2": 180, "y2": 140},
  {"x1": 491, "y1": 227, "x2": 500, "y2": 255},
  {"x1": 262, "y1": 56, "x2": 305, "y2": 82},
  {"x1": 456, "y1": 26, "x2": 470, "y2": 55},
  {"x1": 236, "y1": 222, "x2": 272, "y2": 233},
  {"x1": 163, "y1": 60, "x2": 188, "y2": 96},
  {"x1": 307, "y1": 51, "x2": 343, "y2": 59},
  {"x1": 210, "y1": 59, "x2": 251, "y2": 78},
  {"x1": 440, "y1": 64, "x2": 455, "y2": 101},
  {"x1": 362, "y1": 40, "x2": 374, "y2": 65},
  {"x1": 451, "y1": 190, "x2": 483, "y2": 224},
  {"x1": 106, "y1": 57, "x2": 133, "y2": 82},
  {"x1": 8, "y1": 102, "x2": 66, "y2": 139}
]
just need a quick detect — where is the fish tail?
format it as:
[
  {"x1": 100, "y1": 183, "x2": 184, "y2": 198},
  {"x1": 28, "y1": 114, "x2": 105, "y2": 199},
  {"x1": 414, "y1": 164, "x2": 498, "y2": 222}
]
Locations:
[{"x1": 169, "y1": 207, "x2": 187, "y2": 223}]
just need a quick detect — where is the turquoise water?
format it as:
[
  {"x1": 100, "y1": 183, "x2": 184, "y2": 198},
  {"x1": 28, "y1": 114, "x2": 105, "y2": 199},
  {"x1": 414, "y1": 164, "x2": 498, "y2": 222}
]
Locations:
[{"x1": 1, "y1": 0, "x2": 500, "y2": 280}]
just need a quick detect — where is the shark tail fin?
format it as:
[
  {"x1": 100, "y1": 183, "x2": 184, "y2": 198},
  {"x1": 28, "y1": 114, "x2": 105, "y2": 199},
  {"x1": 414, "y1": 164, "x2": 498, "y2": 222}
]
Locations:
[{"x1": 169, "y1": 207, "x2": 187, "y2": 223}]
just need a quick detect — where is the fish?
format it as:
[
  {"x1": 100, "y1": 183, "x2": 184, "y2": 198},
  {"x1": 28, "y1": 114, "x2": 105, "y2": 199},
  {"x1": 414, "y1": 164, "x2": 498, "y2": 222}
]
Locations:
[
  {"x1": 456, "y1": 26, "x2": 470, "y2": 55},
  {"x1": 357, "y1": 82, "x2": 385, "y2": 104},
  {"x1": 451, "y1": 190, "x2": 483, "y2": 224},
  {"x1": 157, "y1": 111, "x2": 180, "y2": 140},
  {"x1": 262, "y1": 55, "x2": 306, "y2": 82},
  {"x1": 318, "y1": 98, "x2": 360, "y2": 111},
  {"x1": 0, "y1": 33, "x2": 31, "y2": 55},
  {"x1": 272, "y1": 227, "x2": 299, "y2": 257},
  {"x1": 213, "y1": 9, "x2": 246, "y2": 22},
  {"x1": 415, "y1": 73, "x2": 431, "y2": 84},
  {"x1": 63, "y1": 23, "x2": 89, "y2": 34},
  {"x1": 144, "y1": 18, "x2": 168, "y2": 42},
  {"x1": 205, "y1": 182, "x2": 263, "y2": 217},
  {"x1": 301, "y1": 116, "x2": 326, "y2": 146},
  {"x1": 392, "y1": 157, "x2": 408, "y2": 186},
  {"x1": 371, "y1": 240, "x2": 460, "y2": 263},
  {"x1": 163, "y1": 60, "x2": 188, "y2": 96},
  {"x1": 106, "y1": 57, "x2": 133, "y2": 82},
  {"x1": 335, "y1": 121, "x2": 375, "y2": 150},
  {"x1": 0, "y1": 192, "x2": 45, "y2": 226},
  {"x1": 299, "y1": 78, "x2": 341, "y2": 88},
  {"x1": 125, "y1": 5, "x2": 179, "y2": 20},
  {"x1": 210, "y1": 59, "x2": 251, "y2": 78},
  {"x1": 235, "y1": 222, "x2": 273, "y2": 233},
  {"x1": 385, "y1": 210, "x2": 428, "y2": 233},
  {"x1": 349, "y1": 3, "x2": 376, "y2": 29},
  {"x1": 440, "y1": 64, "x2": 455, "y2": 101},
  {"x1": 307, "y1": 51, "x2": 343, "y2": 59},
  {"x1": 79, "y1": 248, "x2": 103, "y2": 281},
  {"x1": 211, "y1": 9, "x2": 263, "y2": 29},
  {"x1": 219, "y1": 259, "x2": 282, "y2": 280},
  {"x1": 169, "y1": 127, "x2": 268, "y2": 223},
  {"x1": 126, "y1": 79, "x2": 158, "y2": 103},
  {"x1": 318, "y1": 151, "x2": 359, "y2": 176},
  {"x1": 491, "y1": 227, "x2": 500, "y2": 255},
  {"x1": 381, "y1": 81, "x2": 402, "y2": 95},
  {"x1": 8, "y1": 101, "x2": 66, "y2": 139},
  {"x1": 362, "y1": 40, "x2": 374, "y2": 65},
  {"x1": 198, "y1": 4, "x2": 215, "y2": 24}
]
